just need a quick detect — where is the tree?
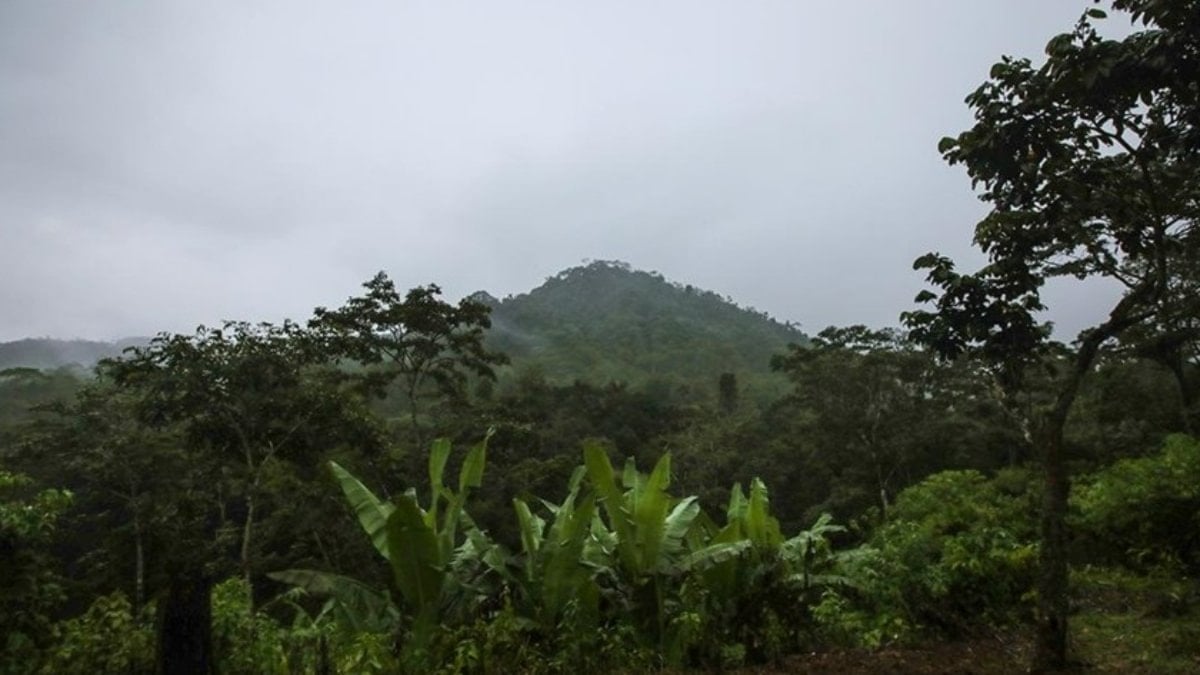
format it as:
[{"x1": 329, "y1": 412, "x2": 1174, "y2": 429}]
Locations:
[
  {"x1": 904, "y1": 2, "x2": 1200, "y2": 669},
  {"x1": 99, "y1": 320, "x2": 383, "y2": 672},
  {"x1": 311, "y1": 272, "x2": 508, "y2": 449},
  {"x1": 32, "y1": 384, "x2": 184, "y2": 610},
  {"x1": 105, "y1": 321, "x2": 376, "y2": 599},
  {"x1": 771, "y1": 326, "x2": 964, "y2": 520},
  {"x1": 0, "y1": 470, "x2": 71, "y2": 674}
]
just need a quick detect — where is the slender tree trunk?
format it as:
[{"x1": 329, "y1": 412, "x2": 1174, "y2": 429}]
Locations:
[
  {"x1": 134, "y1": 511, "x2": 146, "y2": 610},
  {"x1": 1029, "y1": 310, "x2": 1133, "y2": 671},
  {"x1": 1033, "y1": 418, "x2": 1070, "y2": 672},
  {"x1": 1164, "y1": 354, "x2": 1193, "y2": 434},
  {"x1": 875, "y1": 463, "x2": 890, "y2": 520},
  {"x1": 241, "y1": 490, "x2": 255, "y2": 609},
  {"x1": 157, "y1": 574, "x2": 215, "y2": 675},
  {"x1": 408, "y1": 382, "x2": 423, "y2": 452}
]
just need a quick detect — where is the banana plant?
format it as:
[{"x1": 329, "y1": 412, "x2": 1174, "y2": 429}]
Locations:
[
  {"x1": 696, "y1": 478, "x2": 783, "y2": 602},
  {"x1": 510, "y1": 466, "x2": 600, "y2": 633},
  {"x1": 272, "y1": 430, "x2": 495, "y2": 660},
  {"x1": 583, "y1": 442, "x2": 752, "y2": 662},
  {"x1": 583, "y1": 443, "x2": 699, "y2": 579}
]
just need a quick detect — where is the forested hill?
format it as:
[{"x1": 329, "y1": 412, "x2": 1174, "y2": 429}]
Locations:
[
  {"x1": 0, "y1": 262, "x2": 807, "y2": 399},
  {"x1": 483, "y1": 260, "x2": 807, "y2": 396},
  {"x1": 0, "y1": 338, "x2": 146, "y2": 371}
]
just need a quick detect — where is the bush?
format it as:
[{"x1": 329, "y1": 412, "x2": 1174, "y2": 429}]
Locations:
[
  {"x1": 1073, "y1": 434, "x2": 1200, "y2": 573},
  {"x1": 817, "y1": 469, "x2": 1038, "y2": 642},
  {"x1": 39, "y1": 592, "x2": 154, "y2": 675}
]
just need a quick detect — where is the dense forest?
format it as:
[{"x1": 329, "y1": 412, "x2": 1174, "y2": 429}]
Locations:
[{"x1": 3, "y1": 2, "x2": 1200, "y2": 673}]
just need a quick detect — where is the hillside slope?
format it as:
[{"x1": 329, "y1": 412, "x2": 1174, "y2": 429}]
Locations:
[{"x1": 484, "y1": 260, "x2": 807, "y2": 398}]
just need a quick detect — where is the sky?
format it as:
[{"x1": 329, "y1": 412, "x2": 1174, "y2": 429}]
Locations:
[{"x1": 0, "y1": 1, "x2": 1131, "y2": 342}]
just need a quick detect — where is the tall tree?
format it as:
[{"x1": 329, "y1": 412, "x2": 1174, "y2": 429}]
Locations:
[
  {"x1": 772, "y1": 326, "x2": 971, "y2": 519},
  {"x1": 311, "y1": 272, "x2": 508, "y2": 448},
  {"x1": 104, "y1": 321, "x2": 373, "y2": 600},
  {"x1": 904, "y1": 2, "x2": 1200, "y2": 669}
]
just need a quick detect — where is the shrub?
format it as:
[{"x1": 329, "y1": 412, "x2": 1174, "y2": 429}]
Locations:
[
  {"x1": 817, "y1": 469, "x2": 1038, "y2": 643},
  {"x1": 1073, "y1": 434, "x2": 1200, "y2": 573},
  {"x1": 39, "y1": 592, "x2": 154, "y2": 675}
]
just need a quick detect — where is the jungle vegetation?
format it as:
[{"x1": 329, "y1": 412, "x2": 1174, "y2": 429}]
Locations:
[{"x1": 1, "y1": 2, "x2": 1199, "y2": 672}]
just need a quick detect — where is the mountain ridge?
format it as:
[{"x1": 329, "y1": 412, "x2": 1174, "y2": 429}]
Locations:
[{"x1": 1, "y1": 262, "x2": 807, "y2": 397}]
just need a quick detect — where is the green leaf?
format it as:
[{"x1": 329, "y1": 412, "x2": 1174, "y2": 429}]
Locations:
[
  {"x1": 659, "y1": 496, "x2": 700, "y2": 570},
  {"x1": 584, "y1": 442, "x2": 636, "y2": 570},
  {"x1": 428, "y1": 438, "x2": 451, "y2": 499},
  {"x1": 268, "y1": 569, "x2": 397, "y2": 634},
  {"x1": 514, "y1": 497, "x2": 545, "y2": 579},
  {"x1": 427, "y1": 438, "x2": 451, "y2": 524},
  {"x1": 745, "y1": 478, "x2": 782, "y2": 547},
  {"x1": 457, "y1": 432, "x2": 490, "y2": 495},
  {"x1": 680, "y1": 540, "x2": 752, "y2": 572},
  {"x1": 329, "y1": 461, "x2": 394, "y2": 559},
  {"x1": 386, "y1": 494, "x2": 444, "y2": 619},
  {"x1": 541, "y1": 494, "x2": 597, "y2": 625}
]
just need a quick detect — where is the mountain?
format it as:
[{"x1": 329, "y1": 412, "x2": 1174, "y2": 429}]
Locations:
[
  {"x1": 484, "y1": 260, "x2": 807, "y2": 399},
  {"x1": 0, "y1": 338, "x2": 147, "y2": 371},
  {"x1": 0, "y1": 262, "x2": 807, "y2": 401}
]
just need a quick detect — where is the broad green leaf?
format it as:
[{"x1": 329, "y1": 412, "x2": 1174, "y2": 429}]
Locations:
[
  {"x1": 428, "y1": 438, "x2": 451, "y2": 519},
  {"x1": 268, "y1": 569, "x2": 397, "y2": 634},
  {"x1": 745, "y1": 478, "x2": 782, "y2": 547},
  {"x1": 514, "y1": 497, "x2": 545, "y2": 578},
  {"x1": 680, "y1": 540, "x2": 752, "y2": 573},
  {"x1": 586, "y1": 443, "x2": 638, "y2": 573},
  {"x1": 329, "y1": 461, "x2": 394, "y2": 559},
  {"x1": 659, "y1": 496, "x2": 700, "y2": 572},
  {"x1": 541, "y1": 494, "x2": 597, "y2": 625},
  {"x1": 457, "y1": 432, "x2": 489, "y2": 494},
  {"x1": 386, "y1": 494, "x2": 444, "y2": 618},
  {"x1": 726, "y1": 483, "x2": 747, "y2": 523},
  {"x1": 631, "y1": 455, "x2": 672, "y2": 575}
]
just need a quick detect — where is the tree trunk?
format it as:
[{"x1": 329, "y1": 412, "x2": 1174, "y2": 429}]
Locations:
[
  {"x1": 241, "y1": 491, "x2": 255, "y2": 610},
  {"x1": 156, "y1": 575, "x2": 215, "y2": 675},
  {"x1": 1164, "y1": 354, "x2": 1193, "y2": 434},
  {"x1": 408, "y1": 384, "x2": 423, "y2": 453},
  {"x1": 1032, "y1": 420, "x2": 1070, "y2": 672},
  {"x1": 134, "y1": 512, "x2": 145, "y2": 610},
  {"x1": 1028, "y1": 312, "x2": 1132, "y2": 671}
]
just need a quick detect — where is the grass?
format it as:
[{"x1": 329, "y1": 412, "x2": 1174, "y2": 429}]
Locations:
[{"x1": 1071, "y1": 565, "x2": 1200, "y2": 674}]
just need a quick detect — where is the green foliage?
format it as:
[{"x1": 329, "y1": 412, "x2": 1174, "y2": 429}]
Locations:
[
  {"x1": 817, "y1": 470, "x2": 1038, "y2": 644},
  {"x1": 1073, "y1": 434, "x2": 1200, "y2": 571},
  {"x1": 905, "y1": 4, "x2": 1200, "y2": 666},
  {"x1": 39, "y1": 592, "x2": 153, "y2": 675},
  {"x1": 0, "y1": 470, "x2": 71, "y2": 674},
  {"x1": 311, "y1": 272, "x2": 507, "y2": 447},
  {"x1": 488, "y1": 260, "x2": 802, "y2": 403},
  {"x1": 771, "y1": 326, "x2": 1018, "y2": 522},
  {"x1": 509, "y1": 467, "x2": 599, "y2": 633},
  {"x1": 277, "y1": 432, "x2": 498, "y2": 668},
  {"x1": 211, "y1": 578, "x2": 290, "y2": 674}
]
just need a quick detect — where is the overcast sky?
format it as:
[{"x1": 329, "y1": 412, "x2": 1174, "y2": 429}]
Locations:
[{"x1": 1, "y1": 1, "x2": 1129, "y2": 342}]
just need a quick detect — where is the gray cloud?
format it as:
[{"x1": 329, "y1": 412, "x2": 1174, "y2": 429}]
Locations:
[{"x1": 1, "y1": 1, "x2": 1119, "y2": 341}]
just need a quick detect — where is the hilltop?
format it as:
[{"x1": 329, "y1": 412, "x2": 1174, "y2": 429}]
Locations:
[{"x1": 484, "y1": 260, "x2": 806, "y2": 398}]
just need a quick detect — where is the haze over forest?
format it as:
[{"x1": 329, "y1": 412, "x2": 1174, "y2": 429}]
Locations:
[
  {"x1": 3, "y1": 2, "x2": 1199, "y2": 673},
  {"x1": 1, "y1": 1, "x2": 1121, "y2": 342}
]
